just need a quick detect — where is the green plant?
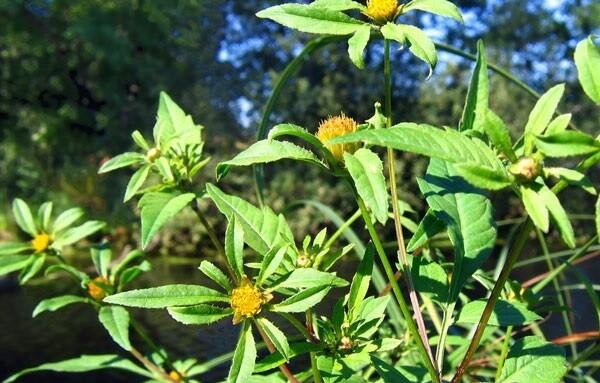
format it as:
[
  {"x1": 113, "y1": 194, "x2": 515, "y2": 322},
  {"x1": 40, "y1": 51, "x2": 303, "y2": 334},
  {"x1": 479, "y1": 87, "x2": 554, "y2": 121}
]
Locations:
[{"x1": 2, "y1": 2, "x2": 600, "y2": 383}]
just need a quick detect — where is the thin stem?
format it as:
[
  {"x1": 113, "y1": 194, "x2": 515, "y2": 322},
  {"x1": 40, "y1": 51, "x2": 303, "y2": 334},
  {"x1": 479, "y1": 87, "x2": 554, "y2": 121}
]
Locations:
[
  {"x1": 384, "y1": 38, "x2": 435, "y2": 370},
  {"x1": 494, "y1": 326, "x2": 513, "y2": 382},
  {"x1": 130, "y1": 347, "x2": 178, "y2": 383},
  {"x1": 254, "y1": 320, "x2": 300, "y2": 383},
  {"x1": 130, "y1": 318, "x2": 178, "y2": 374},
  {"x1": 323, "y1": 209, "x2": 361, "y2": 250},
  {"x1": 435, "y1": 302, "x2": 456, "y2": 374},
  {"x1": 356, "y1": 195, "x2": 440, "y2": 383},
  {"x1": 306, "y1": 309, "x2": 324, "y2": 383},
  {"x1": 535, "y1": 228, "x2": 577, "y2": 359}
]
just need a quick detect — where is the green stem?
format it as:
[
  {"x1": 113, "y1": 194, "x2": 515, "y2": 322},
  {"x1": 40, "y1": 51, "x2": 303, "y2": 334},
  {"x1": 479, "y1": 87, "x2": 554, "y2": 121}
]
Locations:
[
  {"x1": 494, "y1": 326, "x2": 513, "y2": 382},
  {"x1": 435, "y1": 302, "x2": 456, "y2": 374},
  {"x1": 535, "y1": 228, "x2": 578, "y2": 359},
  {"x1": 356, "y1": 195, "x2": 440, "y2": 383},
  {"x1": 306, "y1": 309, "x2": 324, "y2": 383},
  {"x1": 384, "y1": 38, "x2": 436, "y2": 372},
  {"x1": 323, "y1": 209, "x2": 361, "y2": 250}
]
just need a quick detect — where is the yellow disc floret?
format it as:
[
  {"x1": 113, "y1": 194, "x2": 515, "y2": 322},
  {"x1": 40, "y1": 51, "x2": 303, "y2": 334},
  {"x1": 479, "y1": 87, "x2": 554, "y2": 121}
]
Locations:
[
  {"x1": 146, "y1": 147, "x2": 161, "y2": 162},
  {"x1": 87, "y1": 276, "x2": 111, "y2": 301},
  {"x1": 31, "y1": 233, "x2": 51, "y2": 253},
  {"x1": 316, "y1": 114, "x2": 359, "y2": 162},
  {"x1": 230, "y1": 277, "x2": 270, "y2": 324},
  {"x1": 168, "y1": 370, "x2": 183, "y2": 382},
  {"x1": 365, "y1": 0, "x2": 399, "y2": 24}
]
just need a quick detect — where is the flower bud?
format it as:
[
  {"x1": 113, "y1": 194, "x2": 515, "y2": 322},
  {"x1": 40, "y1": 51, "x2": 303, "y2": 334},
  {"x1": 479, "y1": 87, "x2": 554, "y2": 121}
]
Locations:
[
  {"x1": 509, "y1": 157, "x2": 542, "y2": 182},
  {"x1": 146, "y1": 147, "x2": 161, "y2": 162},
  {"x1": 365, "y1": 0, "x2": 399, "y2": 24}
]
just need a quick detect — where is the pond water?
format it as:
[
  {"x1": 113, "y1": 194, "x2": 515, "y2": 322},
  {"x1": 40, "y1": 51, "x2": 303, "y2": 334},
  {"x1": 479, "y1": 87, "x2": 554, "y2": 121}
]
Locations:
[{"x1": 0, "y1": 257, "x2": 241, "y2": 383}]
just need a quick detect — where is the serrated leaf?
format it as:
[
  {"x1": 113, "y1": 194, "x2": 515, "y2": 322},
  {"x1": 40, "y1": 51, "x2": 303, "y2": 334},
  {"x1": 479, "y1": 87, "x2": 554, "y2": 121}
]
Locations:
[
  {"x1": 538, "y1": 185, "x2": 575, "y2": 248},
  {"x1": 12, "y1": 198, "x2": 37, "y2": 236},
  {"x1": 521, "y1": 185, "x2": 549, "y2": 233},
  {"x1": 227, "y1": 321, "x2": 256, "y2": 383},
  {"x1": 254, "y1": 342, "x2": 322, "y2": 373},
  {"x1": 154, "y1": 91, "x2": 203, "y2": 149},
  {"x1": 411, "y1": 257, "x2": 448, "y2": 305},
  {"x1": 460, "y1": 40, "x2": 488, "y2": 133},
  {"x1": 168, "y1": 304, "x2": 232, "y2": 325},
  {"x1": 271, "y1": 285, "x2": 332, "y2": 313},
  {"x1": 52, "y1": 207, "x2": 84, "y2": 234},
  {"x1": 524, "y1": 84, "x2": 565, "y2": 154},
  {"x1": 372, "y1": 356, "x2": 429, "y2": 383},
  {"x1": 98, "y1": 152, "x2": 145, "y2": 174},
  {"x1": 217, "y1": 139, "x2": 324, "y2": 180},
  {"x1": 344, "y1": 148, "x2": 389, "y2": 225},
  {"x1": 123, "y1": 165, "x2": 150, "y2": 202},
  {"x1": 256, "y1": 318, "x2": 290, "y2": 360},
  {"x1": 456, "y1": 299, "x2": 542, "y2": 326},
  {"x1": 545, "y1": 114, "x2": 572, "y2": 136},
  {"x1": 348, "y1": 26, "x2": 371, "y2": 69},
  {"x1": 498, "y1": 336, "x2": 567, "y2": 383},
  {"x1": 257, "y1": 246, "x2": 287, "y2": 287},
  {"x1": 401, "y1": 0, "x2": 463, "y2": 22},
  {"x1": 329, "y1": 123, "x2": 504, "y2": 172},
  {"x1": 544, "y1": 167, "x2": 596, "y2": 195},
  {"x1": 347, "y1": 245, "x2": 373, "y2": 319},
  {"x1": 207, "y1": 184, "x2": 292, "y2": 255},
  {"x1": 138, "y1": 192, "x2": 195, "y2": 249},
  {"x1": 454, "y1": 163, "x2": 512, "y2": 190},
  {"x1": 0, "y1": 242, "x2": 32, "y2": 256},
  {"x1": 575, "y1": 36, "x2": 600, "y2": 105},
  {"x1": 256, "y1": 4, "x2": 366, "y2": 35},
  {"x1": 272, "y1": 268, "x2": 348, "y2": 290},
  {"x1": 535, "y1": 131, "x2": 600, "y2": 157},
  {"x1": 406, "y1": 209, "x2": 445, "y2": 252},
  {"x1": 0, "y1": 255, "x2": 33, "y2": 276},
  {"x1": 484, "y1": 109, "x2": 516, "y2": 161},
  {"x1": 99, "y1": 306, "x2": 131, "y2": 351},
  {"x1": 310, "y1": 0, "x2": 365, "y2": 11},
  {"x1": 417, "y1": 159, "x2": 496, "y2": 300},
  {"x1": 381, "y1": 23, "x2": 437, "y2": 70},
  {"x1": 225, "y1": 216, "x2": 245, "y2": 280},
  {"x1": 52, "y1": 221, "x2": 105, "y2": 247},
  {"x1": 199, "y1": 261, "x2": 232, "y2": 291},
  {"x1": 3, "y1": 354, "x2": 152, "y2": 383},
  {"x1": 104, "y1": 284, "x2": 229, "y2": 308},
  {"x1": 33, "y1": 295, "x2": 89, "y2": 318}
]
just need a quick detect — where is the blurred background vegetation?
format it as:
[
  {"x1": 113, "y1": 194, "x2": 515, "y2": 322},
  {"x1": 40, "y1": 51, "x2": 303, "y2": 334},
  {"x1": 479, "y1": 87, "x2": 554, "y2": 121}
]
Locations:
[{"x1": 0, "y1": 0, "x2": 599, "y2": 381}]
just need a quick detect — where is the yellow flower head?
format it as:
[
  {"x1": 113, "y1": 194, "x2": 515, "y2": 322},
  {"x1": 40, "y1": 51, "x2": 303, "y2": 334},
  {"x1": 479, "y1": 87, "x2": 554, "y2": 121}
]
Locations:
[
  {"x1": 230, "y1": 277, "x2": 271, "y2": 324},
  {"x1": 169, "y1": 370, "x2": 183, "y2": 382},
  {"x1": 146, "y1": 147, "x2": 161, "y2": 162},
  {"x1": 31, "y1": 233, "x2": 51, "y2": 253},
  {"x1": 87, "y1": 276, "x2": 111, "y2": 301},
  {"x1": 316, "y1": 114, "x2": 359, "y2": 162},
  {"x1": 365, "y1": 0, "x2": 399, "y2": 24}
]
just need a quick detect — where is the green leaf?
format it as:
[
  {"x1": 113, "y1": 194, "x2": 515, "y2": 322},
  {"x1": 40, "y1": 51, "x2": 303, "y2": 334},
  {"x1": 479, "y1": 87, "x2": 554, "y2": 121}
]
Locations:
[
  {"x1": 535, "y1": 131, "x2": 600, "y2": 157},
  {"x1": 98, "y1": 152, "x2": 145, "y2": 174},
  {"x1": 256, "y1": 4, "x2": 366, "y2": 35},
  {"x1": 0, "y1": 242, "x2": 32, "y2": 256},
  {"x1": 401, "y1": 0, "x2": 463, "y2": 22},
  {"x1": 98, "y1": 306, "x2": 131, "y2": 351},
  {"x1": 91, "y1": 246, "x2": 112, "y2": 278},
  {"x1": 52, "y1": 221, "x2": 105, "y2": 247},
  {"x1": 544, "y1": 167, "x2": 596, "y2": 195},
  {"x1": 347, "y1": 245, "x2": 373, "y2": 319},
  {"x1": 104, "y1": 284, "x2": 229, "y2": 308},
  {"x1": 545, "y1": 114, "x2": 572, "y2": 136},
  {"x1": 417, "y1": 159, "x2": 496, "y2": 300},
  {"x1": 453, "y1": 163, "x2": 512, "y2": 190},
  {"x1": 538, "y1": 185, "x2": 575, "y2": 248},
  {"x1": 498, "y1": 336, "x2": 567, "y2": 383},
  {"x1": 199, "y1": 260, "x2": 232, "y2": 291},
  {"x1": 138, "y1": 192, "x2": 195, "y2": 249},
  {"x1": 256, "y1": 317, "x2": 290, "y2": 360},
  {"x1": 272, "y1": 268, "x2": 348, "y2": 290},
  {"x1": 168, "y1": 304, "x2": 233, "y2": 325},
  {"x1": 19, "y1": 254, "x2": 46, "y2": 284},
  {"x1": 411, "y1": 257, "x2": 448, "y2": 305},
  {"x1": 348, "y1": 26, "x2": 371, "y2": 69},
  {"x1": 227, "y1": 321, "x2": 256, "y2": 383},
  {"x1": 271, "y1": 285, "x2": 332, "y2": 313},
  {"x1": 131, "y1": 130, "x2": 149, "y2": 151},
  {"x1": 344, "y1": 148, "x2": 389, "y2": 225},
  {"x1": 524, "y1": 84, "x2": 565, "y2": 154},
  {"x1": 225, "y1": 216, "x2": 245, "y2": 280},
  {"x1": 309, "y1": 0, "x2": 365, "y2": 11},
  {"x1": 329, "y1": 123, "x2": 504, "y2": 172},
  {"x1": 406, "y1": 209, "x2": 445, "y2": 252},
  {"x1": 254, "y1": 342, "x2": 322, "y2": 373},
  {"x1": 45, "y1": 264, "x2": 90, "y2": 283},
  {"x1": 12, "y1": 198, "x2": 38, "y2": 236},
  {"x1": 111, "y1": 250, "x2": 146, "y2": 280},
  {"x1": 217, "y1": 139, "x2": 324, "y2": 180},
  {"x1": 52, "y1": 207, "x2": 84, "y2": 234},
  {"x1": 0, "y1": 255, "x2": 33, "y2": 276},
  {"x1": 459, "y1": 40, "x2": 488, "y2": 133},
  {"x1": 381, "y1": 23, "x2": 437, "y2": 70},
  {"x1": 154, "y1": 91, "x2": 203, "y2": 149},
  {"x1": 372, "y1": 356, "x2": 429, "y2": 383},
  {"x1": 574, "y1": 36, "x2": 600, "y2": 105},
  {"x1": 456, "y1": 299, "x2": 542, "y2": 326},
  {"x1": 257, "y1": 246, "x2": 287, "y2": 286},
  {"x1": 33, "y1": 295, "x2": 89, "y2": 317},
  {"x1": 484, "y1": 109, "x2": 516, "y2": 161},
  {"x1": 521, "y1": 185, "x2": 549, "y2": 232},
  {"x1": 123, "y1": 164, "x2": 150, "y2": 202},
  {"x1": 596, "y1": 196, "x2": 600, "y2": 242},
  {"x1": 207, "y1": 184, "x2": 292, "y2": 255},
  {"x1": 3, "y1": 354, "x2": 152, "y2": 383},
  {"x1": 37, "y1": 202, "x2": 53, "y2": 233}
]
